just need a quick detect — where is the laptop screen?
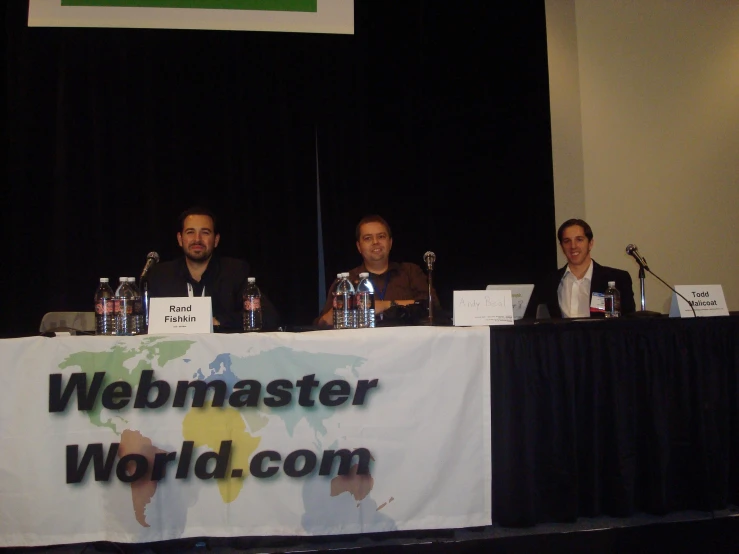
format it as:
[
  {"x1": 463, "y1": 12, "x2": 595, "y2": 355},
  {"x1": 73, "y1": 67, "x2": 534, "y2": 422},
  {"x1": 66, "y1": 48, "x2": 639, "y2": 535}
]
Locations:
[{"x1": 485, "y1": 284, "x2": 535, "y2": 320}]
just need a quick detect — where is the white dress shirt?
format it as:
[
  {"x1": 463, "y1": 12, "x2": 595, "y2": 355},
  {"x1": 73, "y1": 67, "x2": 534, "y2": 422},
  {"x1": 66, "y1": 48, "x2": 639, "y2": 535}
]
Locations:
[{"x1": 557, "y1": 261, "x2": 594, "y2": 318}]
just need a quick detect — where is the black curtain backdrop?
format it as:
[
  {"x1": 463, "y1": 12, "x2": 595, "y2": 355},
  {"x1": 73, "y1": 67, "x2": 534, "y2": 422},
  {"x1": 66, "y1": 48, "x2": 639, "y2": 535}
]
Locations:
[{"x1": 2, "y1": 0, "x2": 555, "y2": 337}]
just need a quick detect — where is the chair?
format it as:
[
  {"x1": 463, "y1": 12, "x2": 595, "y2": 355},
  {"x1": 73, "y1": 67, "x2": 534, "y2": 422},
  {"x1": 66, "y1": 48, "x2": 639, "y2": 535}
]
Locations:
[{"x1": 39, "y1": 312, "x2": 96, "y2": 335}]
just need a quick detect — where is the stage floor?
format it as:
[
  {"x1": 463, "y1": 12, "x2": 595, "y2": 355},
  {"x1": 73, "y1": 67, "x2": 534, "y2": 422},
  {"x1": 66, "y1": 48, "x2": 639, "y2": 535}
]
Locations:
[{"x1": 7, "y1": 507, "x2": 739, "y2": 554}]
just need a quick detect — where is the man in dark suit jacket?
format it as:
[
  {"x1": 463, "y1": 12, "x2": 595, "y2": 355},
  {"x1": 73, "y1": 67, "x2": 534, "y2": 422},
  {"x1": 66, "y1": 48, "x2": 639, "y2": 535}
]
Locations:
[
  {"x1": 147, "y1": 206, "x2": 280, "y2": 330},
  {"x1": 525, "y1": 219, "x2": 636, "y2": 319}
]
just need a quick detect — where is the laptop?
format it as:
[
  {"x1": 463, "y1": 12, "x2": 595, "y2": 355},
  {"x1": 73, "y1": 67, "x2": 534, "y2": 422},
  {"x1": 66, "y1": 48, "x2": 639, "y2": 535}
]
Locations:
[{"x1": 485, "y1": 284, "x2": 535, "y2": 320}]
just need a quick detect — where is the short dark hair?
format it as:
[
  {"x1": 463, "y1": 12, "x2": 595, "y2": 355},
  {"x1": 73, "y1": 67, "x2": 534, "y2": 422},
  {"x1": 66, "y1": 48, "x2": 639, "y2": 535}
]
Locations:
[
  {"x1": 178, "y1": 206, "x2": 218, "y2": 234},
  {"x1": 557, "y1": 218, "x2": 593, "y2": 243},
  {"x1": 355, "y1": 215, "x2": 392, "y2": 241}
]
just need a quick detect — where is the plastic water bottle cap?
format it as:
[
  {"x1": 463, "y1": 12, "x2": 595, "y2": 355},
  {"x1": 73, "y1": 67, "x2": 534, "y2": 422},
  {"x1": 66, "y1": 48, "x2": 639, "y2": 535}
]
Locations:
[
  {"x1": 608, "y1": 281, "x2": 615, "y2": 287},
  {"x1": 359, "y1": 272, "x2": 369, "y2": 278},
  {"x1": 248, "y1": 277, "x2": 256, "y2": 283},
  {"x1": 100, "y1": 278, "x2": 109, "y2": 283}
]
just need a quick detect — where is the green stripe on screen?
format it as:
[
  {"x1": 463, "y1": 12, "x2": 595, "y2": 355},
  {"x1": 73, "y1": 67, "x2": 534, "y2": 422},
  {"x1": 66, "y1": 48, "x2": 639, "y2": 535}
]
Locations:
[{"x1": 61, "y1": 0, "x2": 318, "y2": 12}]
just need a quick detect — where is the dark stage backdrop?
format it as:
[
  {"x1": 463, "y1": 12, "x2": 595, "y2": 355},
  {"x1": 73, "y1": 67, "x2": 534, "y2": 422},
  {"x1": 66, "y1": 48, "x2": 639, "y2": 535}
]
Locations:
[{"x1": 2, "y1": 0, "x2": 556, "y2": 337}]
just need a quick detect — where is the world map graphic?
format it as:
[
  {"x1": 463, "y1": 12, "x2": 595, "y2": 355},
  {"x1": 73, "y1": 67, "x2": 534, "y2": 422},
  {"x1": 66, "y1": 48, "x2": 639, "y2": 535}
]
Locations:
[{"x1": 58, "y1": 337, "x2": 396, "y2": 538}]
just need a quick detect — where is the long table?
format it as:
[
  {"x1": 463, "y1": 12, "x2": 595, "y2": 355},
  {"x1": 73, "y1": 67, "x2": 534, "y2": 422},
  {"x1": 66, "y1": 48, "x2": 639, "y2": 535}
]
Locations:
[
  {"x1": 2, "y1": 316, "x2": 738, "y2": 548},
  {"x1": 491, "y1": 315, "x2": 739, "y2": 526}
]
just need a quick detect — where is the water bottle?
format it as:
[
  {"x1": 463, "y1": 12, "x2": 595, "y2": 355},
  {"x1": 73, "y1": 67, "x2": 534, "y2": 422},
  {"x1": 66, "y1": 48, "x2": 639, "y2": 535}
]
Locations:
[
  {"x1": 114, "y1": 277, "x2": 135, "y2": 336},
  {"x1": 345, "y1": 272, "x2": 358, "y2": 328},
  {"x1": 604, "y1": 281, "x2": 621, "y2": 318},
  {"x1": 128, "y1": 278, "x2": 144, "y2": 335},
  {"x1": 333, "y1": 273, "x2": 355, "y2": 329},
  {"x1": 356, "y1": 272, "x2": 376, "y2": 328},
  {"x1": 243, "y1": 277, "x2": 263, "y2": 332},
  {"x1": 94, "y1": 278, "x2": 115, "y2": 336},
  {"x1": 329, "y1": 273, "x2": 343, "y2": 328}
]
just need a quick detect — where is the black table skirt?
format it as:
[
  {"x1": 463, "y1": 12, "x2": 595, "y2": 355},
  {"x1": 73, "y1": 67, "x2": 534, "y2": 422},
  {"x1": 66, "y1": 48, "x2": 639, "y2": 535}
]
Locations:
[{"x1": 490, "y1": 315, "x2": 739, "y2": 526}]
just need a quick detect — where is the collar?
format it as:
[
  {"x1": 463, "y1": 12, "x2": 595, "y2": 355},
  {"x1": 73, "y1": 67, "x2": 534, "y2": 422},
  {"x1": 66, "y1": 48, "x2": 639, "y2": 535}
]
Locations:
[
  {"x1": 562, "y1": 259, "x2": 593, "y2": 282},
  {"x1": 361, "y1": 261, "x2": 401, "y2": 276},
  {"x1": 177, "y1": 255, "x2": 219, "y2": 284}
]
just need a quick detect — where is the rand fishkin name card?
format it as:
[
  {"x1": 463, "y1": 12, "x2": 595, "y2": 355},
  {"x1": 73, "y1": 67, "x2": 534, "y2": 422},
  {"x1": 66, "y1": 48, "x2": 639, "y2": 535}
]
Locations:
[
  {"x1": 148, "y1": 297, "x2": 214, "y2": 334},
  {"x1": 669, "y1": 284, "x2": 729, "y2": 318},
  {"x1": 453, "y1": 290, "x2": 514, "y2": 326}
]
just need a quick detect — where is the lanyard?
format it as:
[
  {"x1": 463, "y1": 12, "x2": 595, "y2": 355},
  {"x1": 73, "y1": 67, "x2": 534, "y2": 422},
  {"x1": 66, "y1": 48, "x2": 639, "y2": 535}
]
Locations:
[
  {"x1": 186, "y1": 283, "x2": 206, "y2": 297},
  {"x1": 375, "y1": 272, "x2": 390, "y2": 301}
]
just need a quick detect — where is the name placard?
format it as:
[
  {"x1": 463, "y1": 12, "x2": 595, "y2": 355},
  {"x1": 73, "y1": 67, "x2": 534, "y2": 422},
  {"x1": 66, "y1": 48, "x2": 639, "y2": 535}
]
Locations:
[
  {"x1": 148, "y1": 297, "x2": 214, "y2": 334},
  {"x1": 669, "y1": 285, "x2": 729, "y2": 318},
  {"x1": 453, "y1": 290, "x2": 514, "y2": 326}
]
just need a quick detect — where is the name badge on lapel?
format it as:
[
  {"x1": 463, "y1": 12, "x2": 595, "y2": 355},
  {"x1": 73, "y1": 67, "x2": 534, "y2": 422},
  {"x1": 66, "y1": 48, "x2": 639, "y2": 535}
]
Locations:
[{"x1": 590, "y1": 292, "x2": 605, "y2": 313}]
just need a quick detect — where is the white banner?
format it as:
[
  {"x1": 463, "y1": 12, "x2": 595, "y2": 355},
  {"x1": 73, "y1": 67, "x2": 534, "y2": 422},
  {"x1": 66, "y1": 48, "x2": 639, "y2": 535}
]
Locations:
[
  {"x1": 0, "y1": 327, "x2": 491, "y2": 547},
  {"x1": 28, "y1": 0, "x2": 354, "y2": 34}
]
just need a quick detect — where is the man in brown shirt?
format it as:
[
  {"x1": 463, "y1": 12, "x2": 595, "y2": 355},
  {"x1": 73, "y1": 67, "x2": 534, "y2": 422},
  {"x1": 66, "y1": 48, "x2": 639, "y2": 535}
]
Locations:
[{"x1": 316, "y1": 215, "x2": 439, "y2": 327}]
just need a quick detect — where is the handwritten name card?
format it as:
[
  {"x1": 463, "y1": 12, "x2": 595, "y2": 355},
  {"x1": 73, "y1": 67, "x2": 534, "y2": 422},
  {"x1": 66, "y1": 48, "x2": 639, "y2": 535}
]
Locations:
[{"x1": 453, "y1": 290, "x2": 514, "y2": 326}]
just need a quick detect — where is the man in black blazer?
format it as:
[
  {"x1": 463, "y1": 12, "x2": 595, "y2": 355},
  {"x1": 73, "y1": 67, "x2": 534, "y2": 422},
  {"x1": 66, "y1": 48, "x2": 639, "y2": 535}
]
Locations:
[
  {"x1": 525, "y1": 219, "x2": 636, "y2": 319},
  {"x1": 147, "y1": 206, "x2": 280, "y2": 330}
]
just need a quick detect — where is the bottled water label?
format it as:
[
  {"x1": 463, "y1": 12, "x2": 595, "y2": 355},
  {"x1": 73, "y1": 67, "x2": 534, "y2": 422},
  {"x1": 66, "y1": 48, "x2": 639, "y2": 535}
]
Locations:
[
  {"x1": 356, "y1": 292, "x2": 375, "y2": 328},
  {"x1": 115, "y1": 298, "x2": 133, "y2": 315},
  {"x1": 95, "y1": 298, "x2": 115, "y2": 335},
  {"x1": 333, "y1": 294, "x2": 354, "y2": 329},
  {"x1": 355, "y1": 293, "x2": 375, "y2": 311},
  {"x1": 243, "y1": 293, "x2": 263, "y2": 332},
  {"x1": 115, "y1": 298, "x2": 134, "y2": 335},
  {"x1": 95, "y1": 298, "x2": 114, "y2": 316},
  {"x1": 244, "y1": 297, "x2": 261, "y2": 311},
  {"x1": 333, "y1": 295, "x2": 346, "y2": 310}
]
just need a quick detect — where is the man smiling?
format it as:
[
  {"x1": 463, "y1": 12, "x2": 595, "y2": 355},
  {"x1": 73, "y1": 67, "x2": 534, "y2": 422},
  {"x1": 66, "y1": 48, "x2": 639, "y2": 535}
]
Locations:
[
  {"x1": 316, "y1": 215, "x2": 438, "y2": 327},
  {"x1": 525, "y1": 218, "x2": 635, "y2": 318},
  {"x1": 146, "y1": 206, "x2": 279, "y2": 330}
]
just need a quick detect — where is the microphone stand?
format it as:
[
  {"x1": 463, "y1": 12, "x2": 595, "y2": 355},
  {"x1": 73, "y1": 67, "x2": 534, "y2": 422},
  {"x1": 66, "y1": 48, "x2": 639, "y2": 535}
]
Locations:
[
  {"x1": 144, "y1": 281, "x2": 150, "y2": 329},
  {"x1": 138, "y1": 252, "x2": 159, "y2": 333},
  {"x1": 632, "y1": 263, "x2": 661, "y2": 317},
  {"x1": 420, "y1": 252, "x2": 436, "y2": 326},
  {"x1": 631, "y1": 258, "x2": 696, "y2": 318},
  {"x1": 139, "y1": 277, "x2": 150, "y2": 331},
  {"x1": 427, "y1": 264, "x2": 434, "y2": 325}
]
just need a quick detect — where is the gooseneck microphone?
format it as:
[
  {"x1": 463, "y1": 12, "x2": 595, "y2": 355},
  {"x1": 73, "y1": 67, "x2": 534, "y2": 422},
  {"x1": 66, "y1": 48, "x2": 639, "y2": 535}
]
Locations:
[
  {"x1": 626, "y1": 244, "x2": 649, "y2": 271},
  {"x1": 139, "y1": 251, "x2": 160, "y2": 281},
  {"x1": 139, "y1": 251, "x2": 159, "y2": 329},
  {"x1": 625, "y1": 244, "x2": 695, "y2": 317}
]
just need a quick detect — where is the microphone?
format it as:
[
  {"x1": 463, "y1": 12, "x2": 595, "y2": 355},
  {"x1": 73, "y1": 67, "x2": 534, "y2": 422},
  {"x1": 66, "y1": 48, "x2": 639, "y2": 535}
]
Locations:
[
  {"x1": 625, "y1": 243, "x2": 696, "y2": 318},
  {"x1": 625, "y1": 244, "x2": 649, "y2": 271},
  {"x1": 139, "y1": 251, "x2": 160, "y2": 281},
  {"x1": 423, "y1": 251, "x2": 436, "y2": 271}
]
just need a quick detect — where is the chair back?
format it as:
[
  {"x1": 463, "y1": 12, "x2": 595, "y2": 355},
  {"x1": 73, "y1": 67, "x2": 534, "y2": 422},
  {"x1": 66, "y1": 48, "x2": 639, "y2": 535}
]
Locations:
[{"x1": 39, "y1": 312, "x2": 96, "y2": 335}]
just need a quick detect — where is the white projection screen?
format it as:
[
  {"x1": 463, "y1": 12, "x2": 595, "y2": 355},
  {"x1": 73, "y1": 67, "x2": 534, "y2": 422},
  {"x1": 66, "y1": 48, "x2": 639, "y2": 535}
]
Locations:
[{"x1": 28, "y1": 0, "x2": 354, "y2": 34}]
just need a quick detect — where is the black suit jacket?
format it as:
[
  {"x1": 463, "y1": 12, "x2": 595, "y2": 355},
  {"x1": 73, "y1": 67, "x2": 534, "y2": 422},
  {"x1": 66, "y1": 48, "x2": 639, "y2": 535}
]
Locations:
[
  {"x1": 524, "y1": 260, "x2": 636, "y2": 319},
  {"x1": 146, "y1": 256, "x2": 280, "y2": 330}
]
